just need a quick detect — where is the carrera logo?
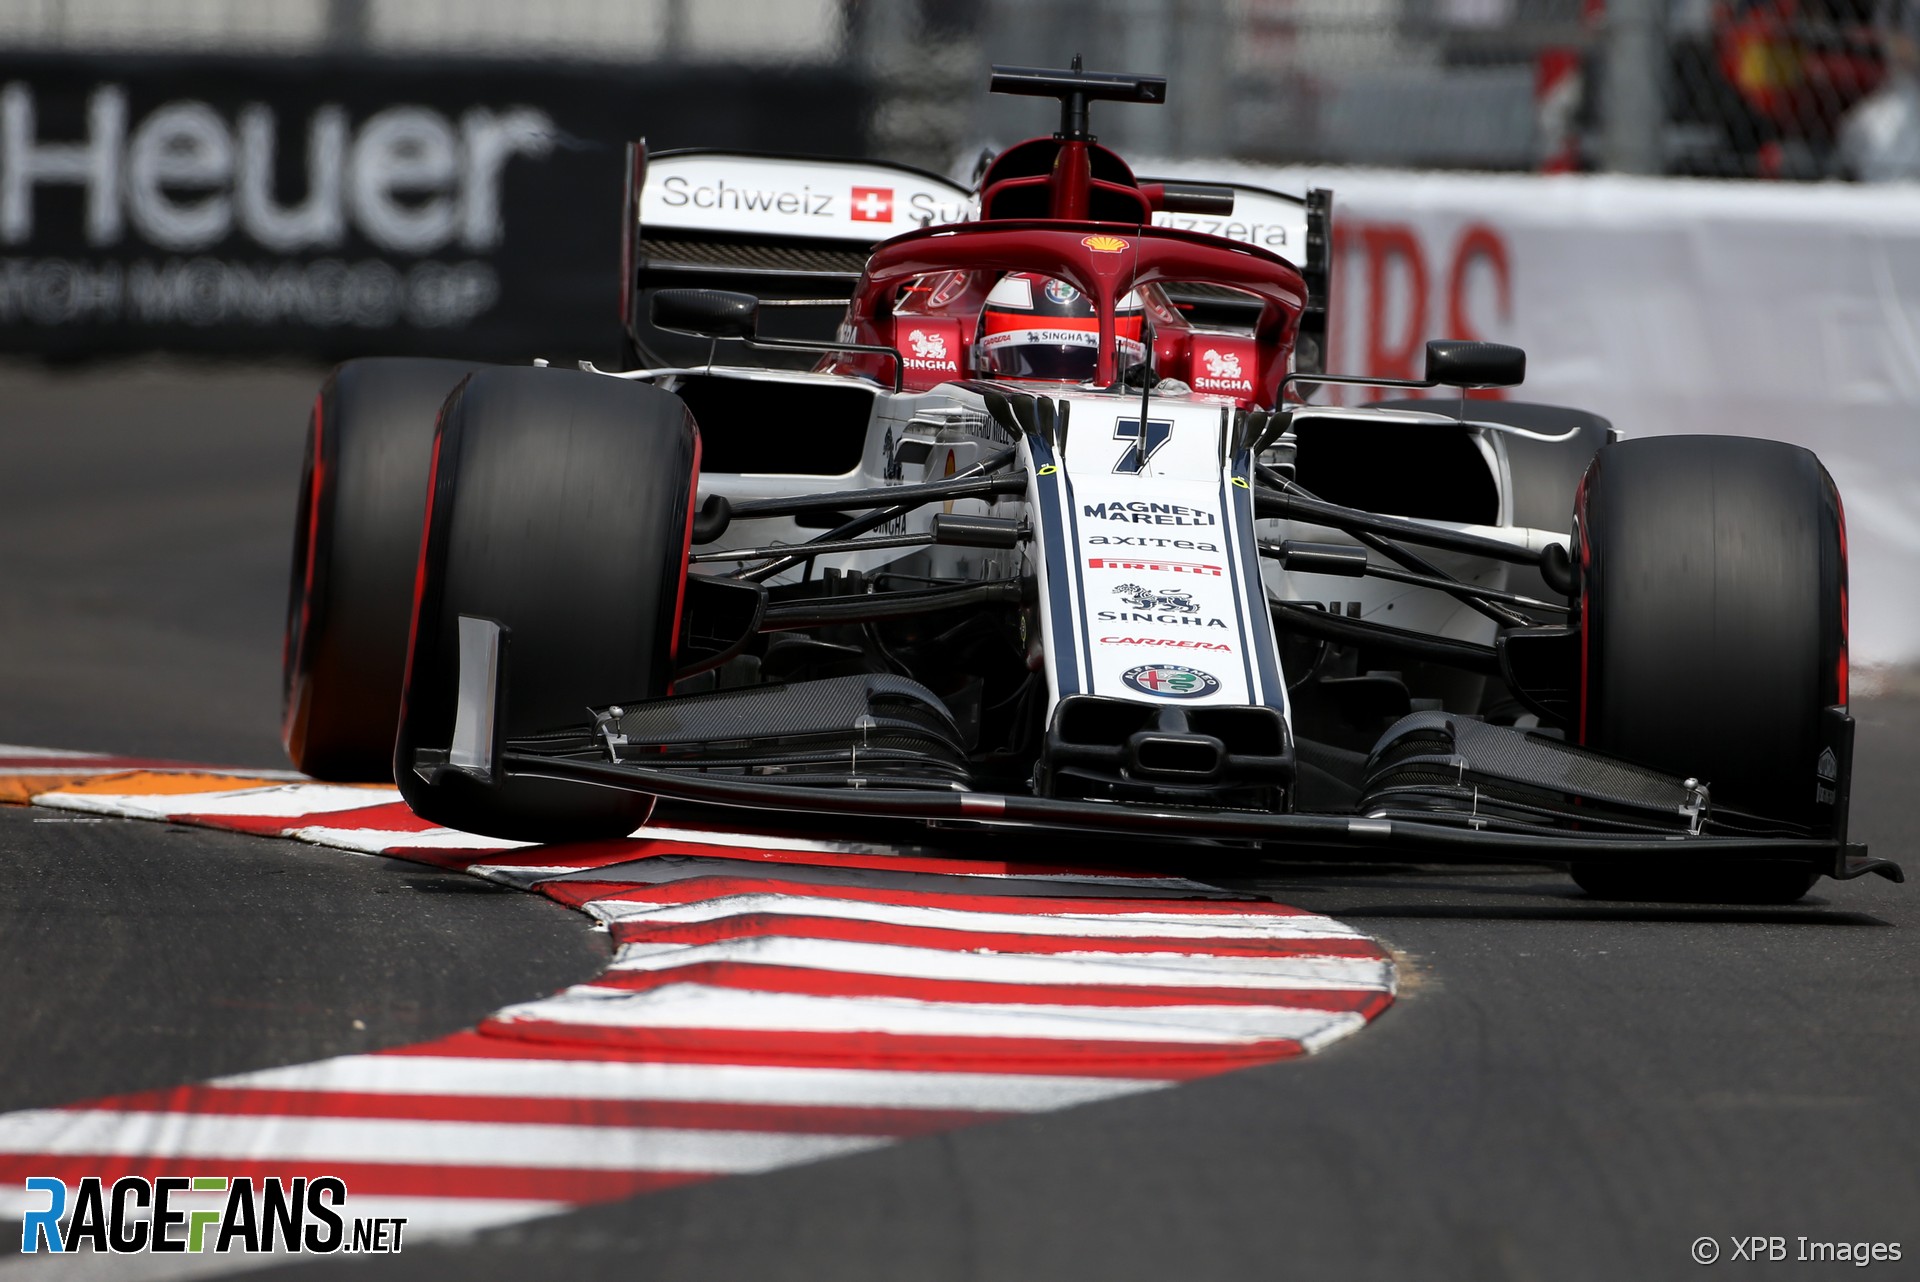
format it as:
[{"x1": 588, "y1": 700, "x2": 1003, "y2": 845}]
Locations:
[
  {"x1": 850, "y1": 186, "x2": 894, "y2": 222},
  {"x1": 1086, "y1": 557, "x2": 1222, "y2": 575},
  {"x1": 1100, "y1": 636, "x2": 1232, "y2": 651},
  {"x1": 1082, "y1": 234, "x2": 1128, "y2": 253}
]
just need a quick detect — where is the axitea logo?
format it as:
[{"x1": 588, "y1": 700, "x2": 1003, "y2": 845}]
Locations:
[{"x1": 19, "y1": 1175, "x2": 405, "y2": 1256}]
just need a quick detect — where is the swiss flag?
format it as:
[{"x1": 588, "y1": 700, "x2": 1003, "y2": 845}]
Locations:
[{"x1": 850, "y1": 186, "x2": 894, "y2": 223}]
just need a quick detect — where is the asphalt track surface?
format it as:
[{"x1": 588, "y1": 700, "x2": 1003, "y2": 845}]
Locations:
[{"x1": 1, "y1": 360, "x2": 1914, "y2": 1280}]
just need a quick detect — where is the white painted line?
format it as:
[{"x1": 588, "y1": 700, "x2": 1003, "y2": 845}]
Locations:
[
  {"x1": 212, "y1": 1055, "x2": 1165, "y2": 1111},
  {"x1": 287, "y1": 825, "x2": 532, "y2": 853},
  {"x1": 603, "y1": 935, "x2": 1392, "y2": 991},
  {"x1": 613, "y1": 941, "x2": 1393, "y2": 987},
  {"x1": 494, "y1": 982, "x2": 1364, "y2": 1045},
  {"x1": 0, "y1": 1110, "x2": 886, "y2": 1173},
  {"x1": 40, "y1": 783, "x2": 401, "y2": 820},
  {"x1": 0, "y1": 744, "x2": 113, "y2": 759},
  {"x1": 587, "y1": 893, "x2": 1361, "y2": 940},
  {"x1": 612, "y1": 824, "x2": 934, "y2": 858}
]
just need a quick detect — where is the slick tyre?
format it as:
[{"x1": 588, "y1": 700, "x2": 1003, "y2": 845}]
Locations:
[
  {"x1": 395, "y1": 366, "x2": 699, "y2": 843},
  {"x1": 283, "y1": 358, "x2": 482, "y2": 781},
  {"x1": 1569, "y1": 435, "x2": 1847, "y2": 904}
]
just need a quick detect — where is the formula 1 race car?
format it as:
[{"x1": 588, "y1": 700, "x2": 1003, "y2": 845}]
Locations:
[{"x1": 282, "y1": 62, "x2": 1899, "y2": 903}]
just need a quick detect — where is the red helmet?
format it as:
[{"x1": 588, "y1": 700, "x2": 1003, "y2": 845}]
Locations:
[{"x1": 976, "y1": 273, "x2": 1146, "y2": 382}]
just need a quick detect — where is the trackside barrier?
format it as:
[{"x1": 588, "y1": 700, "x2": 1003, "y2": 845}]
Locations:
[
  {"x1": 1151, "y1": 163, "x2": 1920, "y2": 666},
  {"x1": 0, "y1": 54, "x2": 868, "y2": 366}
]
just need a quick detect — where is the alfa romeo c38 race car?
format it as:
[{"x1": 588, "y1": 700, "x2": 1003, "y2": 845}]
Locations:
[{"x1": 281, "y1": 62, "x2": 1901, "y2": 904}]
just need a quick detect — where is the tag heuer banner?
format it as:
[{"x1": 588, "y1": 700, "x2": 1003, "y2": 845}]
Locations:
[{"x1": 0, "y1": 55, "x2": 868, "y2": 363}]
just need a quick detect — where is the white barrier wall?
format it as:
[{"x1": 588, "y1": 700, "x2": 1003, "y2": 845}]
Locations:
[{"x1": 1153, "y1": 163, "x2": 1920, "y2": 666}]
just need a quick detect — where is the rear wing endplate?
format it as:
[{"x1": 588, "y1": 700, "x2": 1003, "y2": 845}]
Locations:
[
  {"x1": 620, "y1": 146, "x2": 973, "y2": 368},
  {"x1": 1145, "y1": 179, "x2": 1332, "y2": 374}
]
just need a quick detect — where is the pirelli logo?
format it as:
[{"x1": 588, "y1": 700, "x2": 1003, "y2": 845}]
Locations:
[{"x1": 1086, "y1": 558, "x2": 1223, "y2": 576}]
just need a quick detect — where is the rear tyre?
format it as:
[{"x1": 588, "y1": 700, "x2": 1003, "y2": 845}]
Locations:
[
  {"x1": 1569, "y1": 435, "x2": 1846, "y2": 904},
  {"x1": 283, "y1": 358, "x2": 481, "y2": 781},
  {"x1": 395, "y1": 366, "x2": 699, "y2": 843}
]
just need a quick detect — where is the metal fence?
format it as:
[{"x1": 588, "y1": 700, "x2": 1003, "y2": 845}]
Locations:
[
  {"x1": 1, "y1": 0, "x2": 1914, "y2": 179},
  {"x1": 0, "y1": 0, "x2": 847, "y2": 61},
  {"x1": 958, "y1": 0, "x2": 1918, "y2": 180}
]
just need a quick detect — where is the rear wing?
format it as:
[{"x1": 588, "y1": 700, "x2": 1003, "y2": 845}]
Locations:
[
  {"x1": 620, "y1": 146, "x2": 973, "y2": 368},
  {"x1": 619, "y1": 147, "x2": 1333, "y2": 374}
]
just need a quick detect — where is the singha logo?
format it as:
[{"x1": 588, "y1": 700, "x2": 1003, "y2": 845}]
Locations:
[
  {"x1": 1201, "y1": 348, "x2": 1243, "y2": 380},
  {"x1": 1114, "y1": 583, "x2": 1200, "y2": 613},
  {"x1": 909, "y1": 329, "x2": 948, "y2": 360}
]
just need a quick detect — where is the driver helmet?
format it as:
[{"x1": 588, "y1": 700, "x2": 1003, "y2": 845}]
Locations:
[{"x1": 976, "y1": 273, "x2": 1147, "y2": 382}]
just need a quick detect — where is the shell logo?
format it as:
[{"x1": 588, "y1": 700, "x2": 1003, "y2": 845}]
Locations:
[{"x1": 1081, "y1": 234, "x2": 1129, "y2": 254}]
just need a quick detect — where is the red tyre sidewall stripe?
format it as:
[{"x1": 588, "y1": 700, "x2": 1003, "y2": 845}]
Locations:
[
  {"x1": 398, "y1": 403, "x2": 452, "y2": 715},
  {"x1": 281, "y1": 391, "x2": 328, "y2": 752},
  {"x1": 1834, "y1": 481, "x2": 1849, "y2": 708},
  {"x1": 665, "y1": 425, "x2": 701, "y2": 684}
]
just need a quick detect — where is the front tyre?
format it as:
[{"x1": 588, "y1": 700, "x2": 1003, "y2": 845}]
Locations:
[
  {"x1": 1569, "y1": 435, "x2": 1847, "y2": 904},
  {"x1": 283, "y1": 358, "x2": 482, "y2": 781},
  {"x1": 395, "y1": 366, "x2": 699, "y2": 843}
]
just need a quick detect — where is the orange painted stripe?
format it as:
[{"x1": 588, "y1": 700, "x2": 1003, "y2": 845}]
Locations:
[{"x1": 0, "y1": 775, "x2": 96, "y2": 804}]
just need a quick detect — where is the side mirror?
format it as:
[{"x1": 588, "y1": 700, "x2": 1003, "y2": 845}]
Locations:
[
  {"x1": 1424, "y1": 339, "x2": 1525, "y2": 389},
  {"x1": 651, "y1": 289, "x2": 759, "y2": 340}
]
